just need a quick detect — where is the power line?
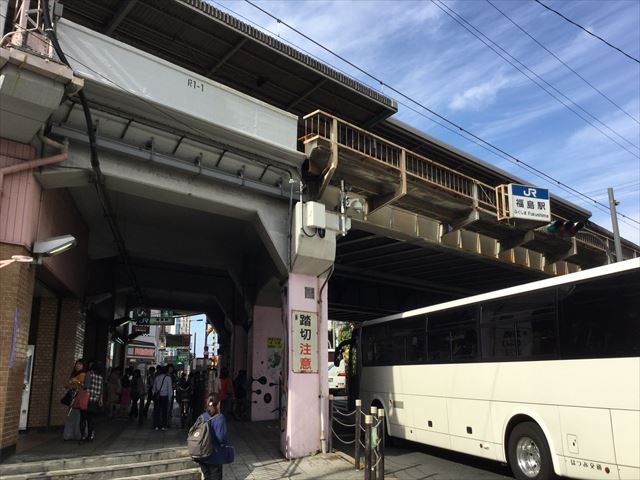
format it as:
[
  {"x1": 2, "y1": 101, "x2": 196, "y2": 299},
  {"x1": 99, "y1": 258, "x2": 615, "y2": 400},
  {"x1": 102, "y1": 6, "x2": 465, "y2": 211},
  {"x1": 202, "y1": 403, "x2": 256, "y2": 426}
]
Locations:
[
  {"x1": 486, "y1": 0, "x2": 639, "y2": 126},
  {"x1": 242, "y1": 0, "x2": 640, "y2": 226},
  {"x1": 207, "y1": 1, "x2": 637, "y2": 221},
  {"x1": 432, "y1": 0, "x2": 638, "y2": 157},
  {"x1": 533, "y1": 0, "x2": 640, "y2": 64}
]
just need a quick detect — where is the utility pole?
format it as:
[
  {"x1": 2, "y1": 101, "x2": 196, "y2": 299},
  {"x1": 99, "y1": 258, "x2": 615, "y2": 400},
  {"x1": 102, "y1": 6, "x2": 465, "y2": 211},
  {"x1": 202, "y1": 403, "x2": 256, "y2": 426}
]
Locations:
[{"x1": 607, "y1": 187, "x2": 623, "y2": 262}]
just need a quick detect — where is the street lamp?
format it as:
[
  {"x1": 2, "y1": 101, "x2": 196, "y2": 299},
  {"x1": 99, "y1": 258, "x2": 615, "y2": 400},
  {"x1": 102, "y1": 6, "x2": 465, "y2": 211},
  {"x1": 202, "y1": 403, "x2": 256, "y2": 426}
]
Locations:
[{"x1": 32, "y1": 234, "x2": 77, "y2": 261}]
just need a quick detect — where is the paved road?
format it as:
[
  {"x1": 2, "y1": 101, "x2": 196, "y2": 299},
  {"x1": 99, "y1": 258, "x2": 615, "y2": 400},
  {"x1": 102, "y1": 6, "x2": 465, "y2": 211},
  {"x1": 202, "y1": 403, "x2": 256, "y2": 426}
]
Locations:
[{"x1": 331, "y1": 396, "x2": 514, "y2": 480}]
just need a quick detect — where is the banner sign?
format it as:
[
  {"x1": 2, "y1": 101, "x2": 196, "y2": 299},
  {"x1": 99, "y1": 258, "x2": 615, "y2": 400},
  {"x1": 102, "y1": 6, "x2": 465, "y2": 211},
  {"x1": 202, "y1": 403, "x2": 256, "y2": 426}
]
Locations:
[
  {"x1": 508, "y1": 184, "x2": 551, "y2": 222},
  {"x1": 165, "y1": 334, "x2": 191, "y2": 347},
  {"x1": 267, "y1": 337, "x2": 283, "y2": 370},
  {"x1": 292, "y1": 311, "x2": 318, "y2": 373}
]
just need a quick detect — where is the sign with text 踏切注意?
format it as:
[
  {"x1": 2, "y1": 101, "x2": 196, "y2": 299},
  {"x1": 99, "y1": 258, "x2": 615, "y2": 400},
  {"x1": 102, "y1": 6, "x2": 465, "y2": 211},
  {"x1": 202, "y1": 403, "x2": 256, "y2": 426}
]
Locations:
[
  {"x1": 508, "y1": 184, "x2": 551, "y2": 222},
  {"x1": 292, "y1": 310, "x2": 318, "y2": 373}
]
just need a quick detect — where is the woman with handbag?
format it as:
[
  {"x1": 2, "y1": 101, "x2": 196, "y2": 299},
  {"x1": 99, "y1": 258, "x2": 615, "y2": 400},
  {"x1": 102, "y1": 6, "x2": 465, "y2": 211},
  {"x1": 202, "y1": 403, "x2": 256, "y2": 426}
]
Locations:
[
  {"x1": 80, "y1": 362, "x2": 104, "y2": 442},
  {"x1": 62, "y1": 359, "x2": 85, "y2": 441}
]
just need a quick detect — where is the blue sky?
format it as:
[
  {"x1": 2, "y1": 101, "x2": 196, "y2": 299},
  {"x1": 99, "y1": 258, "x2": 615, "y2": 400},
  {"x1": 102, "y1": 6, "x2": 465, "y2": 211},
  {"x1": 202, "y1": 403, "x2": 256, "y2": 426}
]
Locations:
[{"x1": 213, "y1": 0, "x2": 640, "y2": 243}]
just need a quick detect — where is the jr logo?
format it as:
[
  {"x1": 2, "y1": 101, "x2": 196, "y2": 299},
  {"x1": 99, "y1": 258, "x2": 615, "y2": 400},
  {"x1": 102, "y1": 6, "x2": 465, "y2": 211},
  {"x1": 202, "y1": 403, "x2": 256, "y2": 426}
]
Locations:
[{"x1": 522, "y1": 188, "x2": 537, "y2": 197}]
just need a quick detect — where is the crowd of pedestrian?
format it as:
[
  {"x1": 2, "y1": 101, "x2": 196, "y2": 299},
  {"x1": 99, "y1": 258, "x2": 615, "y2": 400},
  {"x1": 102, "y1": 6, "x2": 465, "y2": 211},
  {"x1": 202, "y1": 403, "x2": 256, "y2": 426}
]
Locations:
[
  {"x1": 60, "y1": 358, "x2": 250, "y2": 444},
  {"x1": 60, "y1": 358, "x2": 240, "y2": 479}
]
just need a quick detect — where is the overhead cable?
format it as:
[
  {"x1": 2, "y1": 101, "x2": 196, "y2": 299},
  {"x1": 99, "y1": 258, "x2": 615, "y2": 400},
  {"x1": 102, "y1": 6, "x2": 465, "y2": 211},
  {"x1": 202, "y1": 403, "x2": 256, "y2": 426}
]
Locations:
[
  {"x1": 432, "y1": 0, "x2": 638, "y2": 156},
  {"x1": 486, "y1": 0, "x2": 639, "y2": 125},
  {"x1": 243, "y1": 0, "x2": 640, "y2": 226},
  {"x1": 533, "y1": 0, "x2": 640, "y2": 64}
]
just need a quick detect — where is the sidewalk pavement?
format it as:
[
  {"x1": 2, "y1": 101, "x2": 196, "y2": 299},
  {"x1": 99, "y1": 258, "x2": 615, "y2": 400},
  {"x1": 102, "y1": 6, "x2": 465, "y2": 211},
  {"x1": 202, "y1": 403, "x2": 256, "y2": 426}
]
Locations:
[{"x1": 5, "y1": 410, "x2": 368, "y2": 479}]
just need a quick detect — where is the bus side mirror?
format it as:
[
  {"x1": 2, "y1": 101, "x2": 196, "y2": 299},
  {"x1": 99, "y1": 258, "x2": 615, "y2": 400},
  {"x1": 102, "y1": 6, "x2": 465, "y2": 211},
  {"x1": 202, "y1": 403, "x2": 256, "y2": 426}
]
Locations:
[
  {"x1": 334, "y1": 356, "x2": 341, "y2": 367},
  {"x1": 334, "y1": 346, "x2": 342, "y2": 366}
]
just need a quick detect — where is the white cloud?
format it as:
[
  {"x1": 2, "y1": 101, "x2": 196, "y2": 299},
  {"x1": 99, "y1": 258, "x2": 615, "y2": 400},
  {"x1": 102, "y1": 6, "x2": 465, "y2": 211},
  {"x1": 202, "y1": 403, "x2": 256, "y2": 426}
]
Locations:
[{"x1": 449, "y1": 76, "x2": 510, "y2": 111}]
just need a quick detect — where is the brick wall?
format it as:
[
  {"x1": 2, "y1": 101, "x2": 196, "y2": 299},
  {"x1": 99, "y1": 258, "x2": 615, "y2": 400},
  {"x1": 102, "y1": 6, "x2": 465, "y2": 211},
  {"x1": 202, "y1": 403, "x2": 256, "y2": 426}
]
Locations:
[
  {"x1": 49, "y1": 298, "x2": 85, "y2": 427},
  {"x1": 0, "y1": 243, "x2": 36, "y2": 458},
  {"x1": 27, "y1": 297, "x2": 58, "y2": 429}
]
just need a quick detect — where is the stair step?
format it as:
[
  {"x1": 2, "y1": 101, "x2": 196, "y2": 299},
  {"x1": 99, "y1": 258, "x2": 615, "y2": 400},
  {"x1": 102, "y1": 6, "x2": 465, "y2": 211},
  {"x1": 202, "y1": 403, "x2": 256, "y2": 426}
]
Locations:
[
  {"x1": 1, "y1": 456, "x2": 196, "y2": 480},
  {"x1": 0, "y1": 448, "x2": 189, "y2": 476},
  {"x1": 113, "y1": 467, "x2": 202, "y2": 480}
]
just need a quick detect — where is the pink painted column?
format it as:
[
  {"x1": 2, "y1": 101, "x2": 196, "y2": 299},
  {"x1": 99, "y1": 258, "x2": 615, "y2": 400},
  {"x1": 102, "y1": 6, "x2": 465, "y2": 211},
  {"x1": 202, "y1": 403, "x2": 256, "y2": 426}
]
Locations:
[{"x1": 281, "y1": 273, "x2": 329, "y2": 458}]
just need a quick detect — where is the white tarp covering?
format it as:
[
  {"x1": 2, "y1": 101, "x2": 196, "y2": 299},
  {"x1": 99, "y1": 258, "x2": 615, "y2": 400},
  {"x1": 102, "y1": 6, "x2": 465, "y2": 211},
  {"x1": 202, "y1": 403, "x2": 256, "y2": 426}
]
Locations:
[{"x1": 56, "y1": 20, "x2": 300, "y2": 160}]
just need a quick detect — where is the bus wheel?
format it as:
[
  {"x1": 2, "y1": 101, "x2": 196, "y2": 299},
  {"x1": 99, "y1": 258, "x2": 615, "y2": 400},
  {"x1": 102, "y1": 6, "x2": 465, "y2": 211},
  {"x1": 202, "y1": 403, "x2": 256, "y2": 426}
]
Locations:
[{"x1": 508, "y1": 422, "x2": 556, "y2": 480}]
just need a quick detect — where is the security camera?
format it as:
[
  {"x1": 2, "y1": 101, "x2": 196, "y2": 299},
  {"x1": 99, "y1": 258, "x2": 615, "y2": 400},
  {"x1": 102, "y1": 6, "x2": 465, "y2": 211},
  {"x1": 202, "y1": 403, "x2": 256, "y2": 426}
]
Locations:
[{"x1": 32, "y1": 234, "x2": 77, "y2": 257}]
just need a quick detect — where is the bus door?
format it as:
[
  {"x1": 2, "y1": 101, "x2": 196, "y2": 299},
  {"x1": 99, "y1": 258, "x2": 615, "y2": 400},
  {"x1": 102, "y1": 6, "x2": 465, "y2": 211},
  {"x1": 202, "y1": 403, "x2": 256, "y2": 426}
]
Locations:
[{"x1": 334, "y1": 332, "x2": 360, "y2": 409}]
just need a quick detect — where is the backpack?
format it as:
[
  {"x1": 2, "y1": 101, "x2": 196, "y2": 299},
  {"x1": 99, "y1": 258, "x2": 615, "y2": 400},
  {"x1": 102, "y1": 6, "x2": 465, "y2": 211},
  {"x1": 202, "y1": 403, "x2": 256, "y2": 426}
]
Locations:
[{"x1": 187, "y1": 415, "x2": 218, "y2": 459}]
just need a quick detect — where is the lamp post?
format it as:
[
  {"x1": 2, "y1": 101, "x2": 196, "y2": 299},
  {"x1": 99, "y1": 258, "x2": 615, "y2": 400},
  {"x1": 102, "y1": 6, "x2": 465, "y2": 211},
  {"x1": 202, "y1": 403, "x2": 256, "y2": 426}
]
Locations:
[{"x1": 0, "y1": 255, "x2": 33, "y2": 269}]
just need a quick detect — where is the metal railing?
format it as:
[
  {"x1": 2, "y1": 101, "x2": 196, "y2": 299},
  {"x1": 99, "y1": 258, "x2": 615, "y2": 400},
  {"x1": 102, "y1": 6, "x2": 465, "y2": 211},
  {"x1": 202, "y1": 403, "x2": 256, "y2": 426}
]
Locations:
[
  {"x1": 329, "y1": 396, "x2": 385, "y2": 479},
  {"x1": 303, "y1": 110, "x2": 639, "y2": 259},
  {"x1": 304, "y1": 111, "x2": 498, "y2": 213}
]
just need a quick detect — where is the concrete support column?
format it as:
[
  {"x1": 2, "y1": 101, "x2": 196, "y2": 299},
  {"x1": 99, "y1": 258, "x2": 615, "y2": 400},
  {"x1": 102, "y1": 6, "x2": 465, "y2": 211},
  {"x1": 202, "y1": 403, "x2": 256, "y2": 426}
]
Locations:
[
  {"x1": 49, "y1": 298, "x2": 85, "y2": 427},
  {"x1": 249, "y1": 306, "x2": 283, "y2": 422},
  {"x1": 232, "y1": 324, "x2": 247, "y2": 376},
  {"x1": 0, "y1": 243, "x2": 36, "y2": 460},
  {"x1": 281, "y1": 273, "x2": 329, "y2": 459}
]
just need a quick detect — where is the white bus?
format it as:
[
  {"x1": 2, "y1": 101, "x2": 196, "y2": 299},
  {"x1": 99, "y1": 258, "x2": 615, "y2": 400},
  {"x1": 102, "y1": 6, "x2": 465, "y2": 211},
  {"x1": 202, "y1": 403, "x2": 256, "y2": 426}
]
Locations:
[{"x1": 341, "y1": 258, "x2": 639, "y2": 480}]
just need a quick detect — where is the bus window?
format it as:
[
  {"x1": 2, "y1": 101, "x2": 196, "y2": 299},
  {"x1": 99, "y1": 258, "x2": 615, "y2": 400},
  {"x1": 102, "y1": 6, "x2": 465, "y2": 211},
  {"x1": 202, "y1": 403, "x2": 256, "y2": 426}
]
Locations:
[
  {"x1": 560, "y1": 269, "x2": 640, "y2": 358},
  {"x1": 427, "y1": 308, "x2": 478, "y2": 363},
  {"x1": 482, "y1": 290, "x2": 557, "y2": 360},
  {"x1": 363, "y1": 323, "x2": 392, "y2": 366}
]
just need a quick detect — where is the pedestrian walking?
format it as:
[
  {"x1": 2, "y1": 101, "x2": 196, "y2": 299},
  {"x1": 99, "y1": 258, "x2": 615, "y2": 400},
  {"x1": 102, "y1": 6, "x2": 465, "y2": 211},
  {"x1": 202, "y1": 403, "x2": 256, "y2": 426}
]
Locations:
[
  {"x1": 120, "y1": 372, "x2": 132, "y2": 418},
  {"x1": 143, "y1": 366, "x2": 156, "y2": 417},
  {"x1": 130, "y1": 369, "x2": 145, "y2": 421},
  {"x1": 80, "y1": 362, "x2": 104, "y2": 442},
  {"x1": 219, "y1": 367, "x2": 234, "y2": 417},
  {"x1": 152, "y1": 366, "x2": 171, "y2": 430},
  {"x1": 192, "y1": 392, "x2": 234, "y2": 480},
  {"x1": 63, "y1": 359, "x2": 85, "y2": 441},
  {"x1": 106, "y1": 367, "x2": 121, "y2": 419}
]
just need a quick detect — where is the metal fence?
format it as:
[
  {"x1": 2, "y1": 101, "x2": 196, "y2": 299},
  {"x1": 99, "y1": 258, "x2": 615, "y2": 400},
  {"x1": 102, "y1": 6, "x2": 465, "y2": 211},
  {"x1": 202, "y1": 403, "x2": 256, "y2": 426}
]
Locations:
[{"x1": 329, "y1": 396, "x2": 386, "y2": 480}]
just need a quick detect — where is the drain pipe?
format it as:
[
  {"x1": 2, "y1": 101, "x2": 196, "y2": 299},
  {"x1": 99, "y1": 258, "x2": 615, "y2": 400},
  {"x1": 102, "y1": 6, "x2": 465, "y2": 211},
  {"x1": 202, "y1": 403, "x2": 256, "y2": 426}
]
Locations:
[
  {"x1": 0, "y1": 148, "x2": 68, "y2": 197},
  {"x1": 0, "y1": 129, "x2": 68, "y2": 196}
]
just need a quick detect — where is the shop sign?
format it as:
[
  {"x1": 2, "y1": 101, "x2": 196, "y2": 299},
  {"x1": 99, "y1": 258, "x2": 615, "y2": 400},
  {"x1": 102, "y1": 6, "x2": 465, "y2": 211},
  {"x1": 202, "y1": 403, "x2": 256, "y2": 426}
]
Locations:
[
  {"x1": 127, "y1": 346, "x2": 155, "y2": 358},
  {"x1": 292, "y1": 311, "x2": 318, "y2": 373},
  {"x1": 136, "y1": 316, "x2": 175, "y2": 326}
]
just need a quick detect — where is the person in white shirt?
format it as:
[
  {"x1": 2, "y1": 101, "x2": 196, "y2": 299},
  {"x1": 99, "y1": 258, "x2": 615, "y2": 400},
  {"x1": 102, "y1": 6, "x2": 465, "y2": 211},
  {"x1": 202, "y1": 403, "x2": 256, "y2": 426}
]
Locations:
[{"x1": 152, "y1": 366, "x2": 172, "y2": 430}]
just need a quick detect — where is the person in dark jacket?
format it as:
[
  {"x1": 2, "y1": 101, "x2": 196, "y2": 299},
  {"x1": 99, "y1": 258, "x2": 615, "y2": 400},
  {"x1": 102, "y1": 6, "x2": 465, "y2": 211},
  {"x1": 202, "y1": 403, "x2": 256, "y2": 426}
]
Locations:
[{"x1": 194, "y1": 392, "x2": 232, "y2": 480}]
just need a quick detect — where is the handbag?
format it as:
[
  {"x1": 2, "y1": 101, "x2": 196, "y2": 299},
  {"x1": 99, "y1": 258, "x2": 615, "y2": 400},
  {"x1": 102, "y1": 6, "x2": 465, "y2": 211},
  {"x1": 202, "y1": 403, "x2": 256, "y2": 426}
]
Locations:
[
  {"x1": 61, "y1": 389, "x2": 75, "y2": 406},
  {"x1": 73, "y1": 389, "x2": 90, "y2": 410}
]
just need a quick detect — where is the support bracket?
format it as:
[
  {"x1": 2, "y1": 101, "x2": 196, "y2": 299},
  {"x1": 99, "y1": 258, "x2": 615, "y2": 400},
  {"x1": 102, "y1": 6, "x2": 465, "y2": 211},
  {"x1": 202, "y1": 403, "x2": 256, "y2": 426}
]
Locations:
[
  {"x1": 500, "y1": 230, "x2": 535, "y2": 251},
  {"x1": 368, "y1": 150, "x2": 407, "y2": 215},
  {"x1": 442, "y1": 209, "x2": 480, "y2": 238},
  {"x1": 546, "y1": 237, "x2": 578, "y2": 264}
]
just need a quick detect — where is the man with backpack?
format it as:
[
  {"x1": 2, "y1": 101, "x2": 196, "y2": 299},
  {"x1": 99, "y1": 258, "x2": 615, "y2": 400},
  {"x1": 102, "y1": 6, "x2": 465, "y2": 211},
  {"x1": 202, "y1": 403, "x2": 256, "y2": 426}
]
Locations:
[{"x1": 188, "y1": 392, "x2": 234, "y2": 480}]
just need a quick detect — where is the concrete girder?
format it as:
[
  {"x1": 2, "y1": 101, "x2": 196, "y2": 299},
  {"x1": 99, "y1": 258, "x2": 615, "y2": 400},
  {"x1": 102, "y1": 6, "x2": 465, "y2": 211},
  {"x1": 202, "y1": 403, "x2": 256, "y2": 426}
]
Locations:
[
  {"x1": 321, "y1": 185, "x2": 581, "y2": 275},
  {"x1": 37, "y1": 143, "x2": 291, "y2": 276}
]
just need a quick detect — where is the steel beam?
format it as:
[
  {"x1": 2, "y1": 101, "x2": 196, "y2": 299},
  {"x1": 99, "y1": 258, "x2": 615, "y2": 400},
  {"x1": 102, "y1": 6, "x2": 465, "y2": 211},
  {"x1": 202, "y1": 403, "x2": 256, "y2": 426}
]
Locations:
[
  {"x1": 206, "y1": 38, "x2": 248, "y2": 77},
  {"x1": 103, "y1": 0, "x2": 138, "y2": 35},
  {"x1": 287, "y1": 79, "x2": 327, "y2": 109}
]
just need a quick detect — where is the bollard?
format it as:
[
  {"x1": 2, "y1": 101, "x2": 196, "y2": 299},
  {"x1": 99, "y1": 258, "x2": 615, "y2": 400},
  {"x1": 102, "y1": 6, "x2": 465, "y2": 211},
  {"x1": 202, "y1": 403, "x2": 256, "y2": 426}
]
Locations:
[
  {"x1": 377, "y1": 409, "x2": 385, "y2": 480},
  {"x1": 364, "y1": 414, "x2": 372, "y2": 480},
  {"x1": 328, "y1": 394, "x2": 334, "y2": 453},
  {"x1": 370, "y1": 406, "x2": 378, "y2": 478},
  {"x1": 355, "y1": 399, "x2": 362, "y2": 470}
]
